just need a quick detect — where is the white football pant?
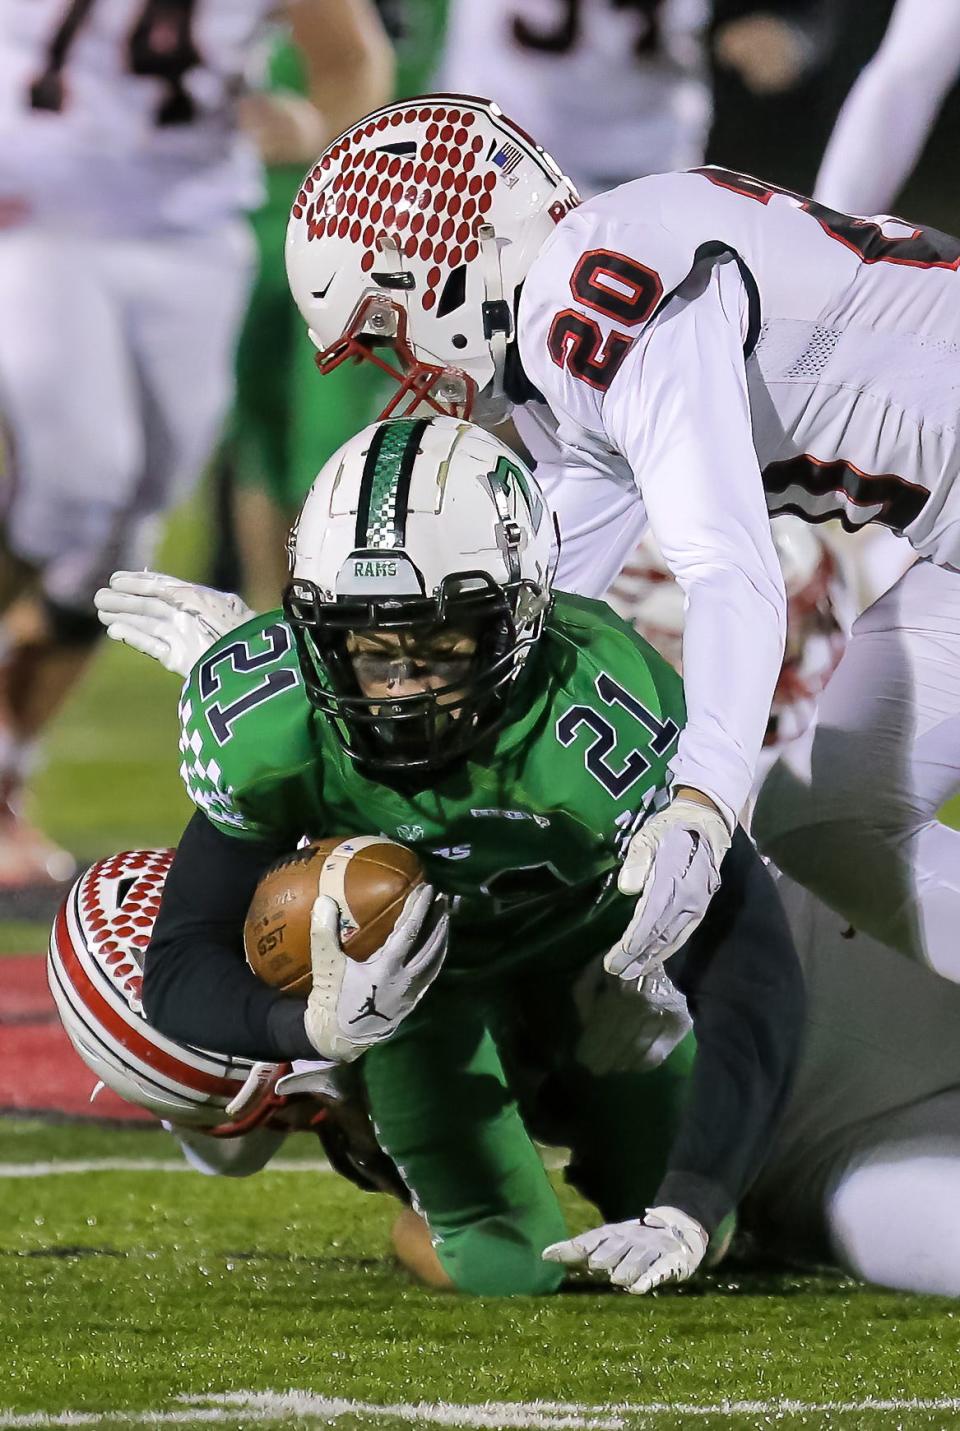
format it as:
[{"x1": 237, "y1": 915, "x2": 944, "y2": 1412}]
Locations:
[
  {"x1": 748, "y1": 874, "x2": 960, "y2": 1295},
  {"x1": 824, "y1": 1089, "x2": 960, "y2": 1296},
  {"x1": 0, "y1": 220, "x2": 252, "y2": 609},
  {"x1": 754, "y1": 558, "x2": 960, "y2": 980}
]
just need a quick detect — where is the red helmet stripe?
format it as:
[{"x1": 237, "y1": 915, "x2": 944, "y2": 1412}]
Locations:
[{"x1": 51, "y1": 905, "x2": 238, "y2": 1098}]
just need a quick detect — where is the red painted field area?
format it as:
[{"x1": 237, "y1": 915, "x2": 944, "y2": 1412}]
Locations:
[{"x1": 0, "y1": 955, "x2": 150, "y2": 1121}]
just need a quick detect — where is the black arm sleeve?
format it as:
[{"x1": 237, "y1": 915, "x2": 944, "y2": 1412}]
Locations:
[
  {"x1": 652, "y1": 828, "x2": 805, "y2": 1235},
  {"x1": 142, "y1": 811, "x2": 316, "y2": 1062}
]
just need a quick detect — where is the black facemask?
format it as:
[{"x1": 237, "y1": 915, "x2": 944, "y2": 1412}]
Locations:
[{"x1": 283, "y1": 572, "x2": 547, "y2": 774}]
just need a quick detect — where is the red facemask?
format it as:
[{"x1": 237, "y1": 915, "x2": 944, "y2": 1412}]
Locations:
[{"x1": 314, "y1": 295, "x2": 478, "y2": 421}]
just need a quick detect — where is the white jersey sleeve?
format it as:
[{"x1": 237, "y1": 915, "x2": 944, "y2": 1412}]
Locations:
[
  {"x1": 519, "y1": 206, "x2": 786, "y2": 826},
  {"x1": 512, "y1": 402, "x2": 652, "y2": 598},
  {"x1": 602, "y1": 263, "x2": 786, "y2": 826},
  {"x1": 814, "y1": 0, "x2": 960, "y2": 215}
]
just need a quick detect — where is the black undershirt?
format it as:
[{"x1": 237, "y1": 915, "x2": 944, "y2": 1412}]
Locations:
[
  {"x1": 143, "y1": 813, "x2": 804, "y2": 1233},
  {"x1": 142, "y1": 811, "x2": 316, "y2": 1061},
  {"x1": 653, "y1": 827, "x2": 804, "y2": 1232}
]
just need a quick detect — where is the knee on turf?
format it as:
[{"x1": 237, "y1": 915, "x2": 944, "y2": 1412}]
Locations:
[{"x1": 436, "y1": 1216, "x2": 566, "y2": 1297}]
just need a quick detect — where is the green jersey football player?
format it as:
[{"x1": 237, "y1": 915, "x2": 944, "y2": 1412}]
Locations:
[{"x1": 102, "y1": 416, "x2": 804, "y2": 1296}]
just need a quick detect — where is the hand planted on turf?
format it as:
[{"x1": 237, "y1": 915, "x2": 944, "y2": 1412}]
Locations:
[
  {"x1": 304, "y1": 883, "x2": 449, "y2": 1062},
  {"x1": 542, "y1": 1207, "x2": 708, "y2": 1295},
  {"x1": 605, "y1": 794, "x2": 731, "y2": 981},
  {"x1": 94, "y1": 570, "x2": 254, "y2": 678}
]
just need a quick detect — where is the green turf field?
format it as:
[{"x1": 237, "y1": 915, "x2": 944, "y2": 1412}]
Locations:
[
  {"x1": 5, "y1": 1116, "x2": 960, "y2": 1431},
  {"x1": 4, "y1": 1117, "x2": 960, "y2": 1429},
  {"x1": 5, "y1": 494, "x2": 960, "y2": 1428}
]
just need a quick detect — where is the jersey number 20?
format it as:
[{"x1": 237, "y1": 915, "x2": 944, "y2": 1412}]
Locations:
[{"x1": 548, "y1": 249, "x2": 663, "y2": 392}]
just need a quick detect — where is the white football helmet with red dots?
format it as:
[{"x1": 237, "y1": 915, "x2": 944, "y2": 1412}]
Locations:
[
  {"x1": 47, "y1": 850, "x2": 284, "y2": 1131},
  {"x1": 608, "y1": 518, "x2": 853, "y2": 750},
  {"x1": 285, "y1": 95, "x2": 579, "y2": 425}
]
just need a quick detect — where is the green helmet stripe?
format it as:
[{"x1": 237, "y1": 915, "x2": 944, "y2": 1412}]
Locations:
[{"x1": 355, "y1": 419, "x2": 428, "y2": 550}]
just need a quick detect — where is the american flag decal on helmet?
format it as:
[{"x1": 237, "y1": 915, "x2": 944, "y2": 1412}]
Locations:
[{"x1": 492, "y1": 142, "x2": 523, "y2": 179}]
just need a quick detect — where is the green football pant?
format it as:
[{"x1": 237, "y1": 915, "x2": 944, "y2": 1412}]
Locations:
[{"x1": 362, "y1": 980, "x2": 696, "y2": 1297}]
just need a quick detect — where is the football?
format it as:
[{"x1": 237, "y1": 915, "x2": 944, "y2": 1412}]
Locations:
[{"x1": 243, "y1": 835, "x2": 426, "y2": 996}]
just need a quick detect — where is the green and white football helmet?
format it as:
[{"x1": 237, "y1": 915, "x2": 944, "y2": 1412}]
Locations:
[{"x1": 283, "y1": 415, "x2": 555, "y2": 773}]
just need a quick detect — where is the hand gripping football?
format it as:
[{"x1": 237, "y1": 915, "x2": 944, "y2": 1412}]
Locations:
[{"x1": 243, "y1": 836, "x2": 426, "y2": 995}]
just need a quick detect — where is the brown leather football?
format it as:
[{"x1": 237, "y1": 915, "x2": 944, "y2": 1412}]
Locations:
[{"x1": 243, "y1": 836, "x2": 425, "y2": 996}]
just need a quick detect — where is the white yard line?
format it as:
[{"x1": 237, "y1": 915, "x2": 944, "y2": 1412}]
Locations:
[
  {"x1": 204, "y1": 1396, "x2": 623, "y2": 1429},
  {"x1": 0, "y1": 1158, "x2": 331, "y2": 1178},
  {"x1": 3, "y1": 1393, "x2": 960, "y2": 1428}
]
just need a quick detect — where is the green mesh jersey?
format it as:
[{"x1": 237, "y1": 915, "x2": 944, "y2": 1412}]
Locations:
[{"x1": 178, "y1": 593, "x2": 686, "y2": 983}]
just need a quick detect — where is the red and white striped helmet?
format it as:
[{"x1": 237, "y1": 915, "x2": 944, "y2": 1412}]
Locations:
[
  {"x1": 47, "y1": 850, "x2": 281, "y2": 1130},
  {"x1": 285, "y1": 94, "x2": 579, "y2": 426}
]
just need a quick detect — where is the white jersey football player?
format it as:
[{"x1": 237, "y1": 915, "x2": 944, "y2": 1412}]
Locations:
[
  {"x1": 0, "y1": 0, "x2": 392, "y2": 890},
  {"x1": 438, "y1": 0, "x2": 818, "y2": 198},
  {"x1": 281, "y1": 96, "x2": 960, "y2": 986},
  {"x1": 600, "y1": 523, "x2": 960, "y2": 1295},
  {"x1": 748, "y1": 870, "x2": 960, "y2": 1298},
  {"x1": 91, "y1": 570, "x2": 960, "y2": 1298}
]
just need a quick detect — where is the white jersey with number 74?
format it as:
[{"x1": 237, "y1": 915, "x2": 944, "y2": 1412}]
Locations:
[{"x1": 0, "y1": 0, "x2": 275, "y2": 230}]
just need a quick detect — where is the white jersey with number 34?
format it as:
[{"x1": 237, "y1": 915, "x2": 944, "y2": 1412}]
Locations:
[
  {"x1": 440, "y1": 0, "x2": 711, "y2": 193},
  {"x1": 516, "y1": 166, "x2": 960, "y2": 821},
  {"x1": 0, "y1": 0, "x2": 275, "y2": 232}
]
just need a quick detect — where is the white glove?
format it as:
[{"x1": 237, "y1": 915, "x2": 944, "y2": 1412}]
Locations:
[
  {"x1": 205, "y1": 1060, "x2": 288, "y2": 1138},
  {"x1": 94, "y1": 570, "x2": 254, "y2": 678},
  {"x1": 274, "y1": 1058, "x2": 343, "y2": 1102},
  {"x1": 542, "y1": 1206, "x2": 708, "y2": 1295},
  {"x1": 605, "y1": 795, "x2": 732, "y2": 981},
  {"x1": 304, "y1": 883, "x2": 448, "y2": 1062}
]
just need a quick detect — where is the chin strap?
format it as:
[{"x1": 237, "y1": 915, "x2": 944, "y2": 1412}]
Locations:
[
  {"x1": 478, "y1": 222, "x2": 511, "y2": 411},
  {"x1": 206, "y1": 1061, "x2": 292, "y2": 1139}
]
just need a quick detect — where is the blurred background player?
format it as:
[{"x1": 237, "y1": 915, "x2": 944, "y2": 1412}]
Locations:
[
  {"x1": 216, "y1": 0, "x2": 443, "y2": 611},
  {"x1": 438, "y1": 0, "x2": 829, "y2": 198},
  {"x1": 815, "y1": 0, "x2": 960, "y2": 217},
  {"x1": 0, "y1": 0, "x2": 393, "y2": 898}
]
